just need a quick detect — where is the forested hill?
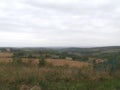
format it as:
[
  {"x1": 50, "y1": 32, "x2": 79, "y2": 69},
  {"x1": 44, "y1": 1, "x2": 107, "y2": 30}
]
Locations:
[{"x1": 1, "y1": 46, "x2": 120, "y2": 55}]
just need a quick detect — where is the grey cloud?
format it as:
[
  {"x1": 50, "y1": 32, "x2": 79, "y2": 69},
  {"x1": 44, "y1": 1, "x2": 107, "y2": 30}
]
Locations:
[{"x1": 0, "y1": 0, "x2": 120, "y2": 47}]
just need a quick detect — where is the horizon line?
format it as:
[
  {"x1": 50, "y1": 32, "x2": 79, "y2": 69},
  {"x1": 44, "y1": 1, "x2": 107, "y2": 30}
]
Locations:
[{"x1": 0, "y1": 45, "x2": 120, "y2": 48}]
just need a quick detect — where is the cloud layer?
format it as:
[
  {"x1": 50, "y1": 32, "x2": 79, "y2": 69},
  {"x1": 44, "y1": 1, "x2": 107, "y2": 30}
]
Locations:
[{"x1": 0, "y1": 0, "x2": 120, "y2": 47}]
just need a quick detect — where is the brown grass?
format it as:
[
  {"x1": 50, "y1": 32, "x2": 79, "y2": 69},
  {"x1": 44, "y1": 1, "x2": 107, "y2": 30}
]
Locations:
[
  {"x1": 0, "y1": 52, "x2": 12, "y2": 58},
  {"x1": 0, "y1": 58, "x2": 89, "y2": 68},
  {"x1": 47, "y1": 59, "x2": 89, "y2": 68},
  {"x1": 0, "y1": 58, "x2": 12, "y2": 63},
  {"x1": 0, "y1": 52, "x2": 89, "y2": 68},
  {"x1": 21, "y1": 58, "x2": 89, "y2": 68}
]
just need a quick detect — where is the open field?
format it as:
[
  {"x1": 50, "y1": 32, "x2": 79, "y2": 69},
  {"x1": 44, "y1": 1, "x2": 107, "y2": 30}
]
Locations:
[
  {"x1": 47, "y1": 59, "x2": 89, "y2": 68},
  {"x1": 0, "y1": 58, "x2": 89, "y2": 68},
  {"x1": 0, "y1": 52, "x2": 12, "y2": 58},
  {"x1": 0, "y1": 47, "x2": 120, "y2": 90},
  {"x1": 0, "y1": 60, "x2": 120, "y2": 90},
  {"x1": 0, "y1": 52, "x2": 90, "y2": 68}
]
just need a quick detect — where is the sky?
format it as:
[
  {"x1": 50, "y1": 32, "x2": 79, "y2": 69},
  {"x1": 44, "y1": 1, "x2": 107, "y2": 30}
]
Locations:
[{"x1": 0, "y1": 0, "x2": 120, "y2": 47}]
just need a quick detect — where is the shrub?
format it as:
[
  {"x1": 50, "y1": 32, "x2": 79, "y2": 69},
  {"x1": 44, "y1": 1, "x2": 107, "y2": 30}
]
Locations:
[
  {"x1": 12, "y1": 57, "x2": 22, "y2": 65},
  {"x1": 38, "y1": 55, "x2": 46, "y2": 67},
  {"x1": 12, "y1": 52, "x2": 23, "y2": 65}
]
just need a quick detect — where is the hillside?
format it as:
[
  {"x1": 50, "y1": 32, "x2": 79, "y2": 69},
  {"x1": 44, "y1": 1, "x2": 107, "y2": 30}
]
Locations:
[{"x1": 0, "y1": 46, "x2": 120, "y2": 90}]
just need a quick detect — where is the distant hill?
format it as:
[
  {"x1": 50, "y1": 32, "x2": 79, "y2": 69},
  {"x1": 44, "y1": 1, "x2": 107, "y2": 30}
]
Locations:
[{"x1": 0, "y1": 46, "x2": 120, "y2": 58}]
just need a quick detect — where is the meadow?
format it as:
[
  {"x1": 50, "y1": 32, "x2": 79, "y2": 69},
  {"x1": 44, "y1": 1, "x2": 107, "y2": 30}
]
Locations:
[{"x1": 0, "y1": 47, "x2": 120, "y2": 90}]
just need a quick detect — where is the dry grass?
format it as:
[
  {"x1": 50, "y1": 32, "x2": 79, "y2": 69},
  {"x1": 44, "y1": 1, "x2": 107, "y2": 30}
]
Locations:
[
  {"x1": 0, "y1": 52, "x2": 12, "y2": 58},
  {"x1": 0, "y1": 52, "x2": 89, "y2": 68},
  {"x1": 0, "y1": 58, "x2": 12, "y2": 63},
  {"x1": 0, "y1": 53, "x2": 119, "y2": 90},
  {"x1": 0, "y1": 51, "x2": 91, "y2": 69},
  {"x1": 0, "y1": 57, "x2": 89, "y2": 68},
  {"x1": 22, "y1": 58, "x2": 90, "y2": 68},
  {"x1": 47, "y1": 59, "x2": 89, "y2": 68}
]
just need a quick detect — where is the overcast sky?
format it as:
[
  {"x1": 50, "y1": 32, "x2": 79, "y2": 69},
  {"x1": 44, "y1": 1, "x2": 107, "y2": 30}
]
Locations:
[{"x1": 0, "y1": 0, "x2": 120, "y2": 47}]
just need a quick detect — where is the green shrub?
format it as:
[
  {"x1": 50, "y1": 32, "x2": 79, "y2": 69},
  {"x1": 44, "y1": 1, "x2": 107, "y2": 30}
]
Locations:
[
  {"x1": 12, "y1": 52, "x2": 23, "y2": 65},
  {"x1": 38, "y1": 55, "x2": 46, "y2": 67},
  {"x1": 12, "y1": 57, "x2": 22, "y2": 65}
]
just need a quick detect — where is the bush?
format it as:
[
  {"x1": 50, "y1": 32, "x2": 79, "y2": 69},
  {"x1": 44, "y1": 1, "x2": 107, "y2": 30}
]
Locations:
[
  {"x1": 12, "y1": 57, "x2": 22, "y2": 65},
  {"x1": 12, "y1": 52, "x2": 23, "y2": 65},
  {"x1": 38, "y1": 55, "x2": 46, "y2": 67}
]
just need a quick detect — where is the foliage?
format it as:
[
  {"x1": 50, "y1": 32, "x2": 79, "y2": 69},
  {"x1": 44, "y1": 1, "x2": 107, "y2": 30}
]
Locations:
[
  {"x1": 0, "y1": 63, "x2": 120, "y2": 90},
  {"x1": 38, "y1": 55, "x2": 46, "y2": 67},
  {"x1": 12, "y1": 52, "x2": 23, "y2": 65},
  {"x1": 1, "y1": 47, "x2": 120, "y2": 89}
]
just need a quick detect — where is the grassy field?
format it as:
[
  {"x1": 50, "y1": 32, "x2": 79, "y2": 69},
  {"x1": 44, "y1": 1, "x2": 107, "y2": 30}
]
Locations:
[
  {"x1": 0, "y1": 52, "x2": 120, "y2": 90},
  {"x1": 0, "y1": 52, "x2": 12, "y2": 58},
  {"x1": 0, "y1": 58, "x2": 89, "y2": 68},
  {"x1": 0, "y1": 52, "x2": 89, "y2": 68},
  {"x1": 0, "y1": 62, "x2": 120, "y2": 90}
]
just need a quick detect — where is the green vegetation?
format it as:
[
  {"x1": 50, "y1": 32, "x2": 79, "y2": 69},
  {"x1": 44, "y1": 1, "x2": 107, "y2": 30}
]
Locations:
[
  {"x1": 0, "y1": 62, "x2": 120, "y2": 90},
  {"x1": 0, "y1": 46, "x2": 120, "y2": 90},
  {"x1": 12, "y1": 52, "x2": 23, "y2": 65},
  {"x1": 38, "y1": 55, "x2": 46, "y2": 67}
]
